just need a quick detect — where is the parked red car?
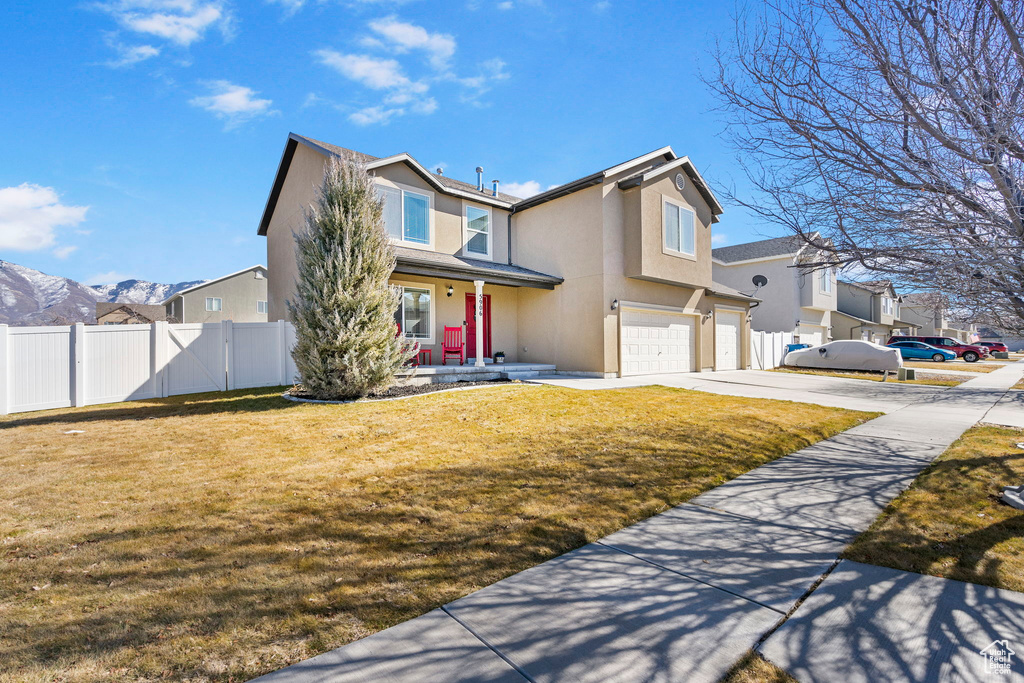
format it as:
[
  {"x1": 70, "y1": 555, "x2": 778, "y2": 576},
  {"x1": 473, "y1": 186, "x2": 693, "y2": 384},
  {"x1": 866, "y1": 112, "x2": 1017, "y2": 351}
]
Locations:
[
  {"x1": 886, "y1": 335, "x2": 989, "y2": 362},
  {"x1": 979, "y1": 341, "x2": 1009, "y2": 354}
]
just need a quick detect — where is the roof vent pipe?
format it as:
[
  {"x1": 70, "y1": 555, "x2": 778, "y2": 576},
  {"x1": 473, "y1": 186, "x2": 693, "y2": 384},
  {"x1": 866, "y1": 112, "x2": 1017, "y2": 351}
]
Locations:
[
  {"x1": 492, "y1": 180, "x2": 499, "y2": 197},
  {"x1": 476, "y1": 166, "x2": 484, "y2": 191}
]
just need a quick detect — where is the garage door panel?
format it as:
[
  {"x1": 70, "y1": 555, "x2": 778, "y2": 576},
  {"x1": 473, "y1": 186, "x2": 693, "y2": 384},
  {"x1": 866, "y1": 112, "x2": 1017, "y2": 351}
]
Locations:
[
  {"x1": 620, "y1": 308, "x2": 696, "y2": 376},
  {"x1": 798, "y1": 325, "x2": 824, "y2": 347}
]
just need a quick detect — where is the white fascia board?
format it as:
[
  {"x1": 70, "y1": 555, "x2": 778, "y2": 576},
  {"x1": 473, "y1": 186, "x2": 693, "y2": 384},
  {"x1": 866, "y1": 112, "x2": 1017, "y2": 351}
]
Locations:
[
  {"x1": 365, "y1": 155, "x2": 513, "y2": 209},
  {"x1": 604, "y1": 146, "x2": 676, "y2": 178}
]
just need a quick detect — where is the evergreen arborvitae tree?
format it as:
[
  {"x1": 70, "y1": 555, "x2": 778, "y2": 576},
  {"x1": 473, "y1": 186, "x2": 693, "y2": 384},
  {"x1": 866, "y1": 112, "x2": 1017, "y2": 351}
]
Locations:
[{"x1": 288, "y1": 157, "x2": 416, "y2": 399}]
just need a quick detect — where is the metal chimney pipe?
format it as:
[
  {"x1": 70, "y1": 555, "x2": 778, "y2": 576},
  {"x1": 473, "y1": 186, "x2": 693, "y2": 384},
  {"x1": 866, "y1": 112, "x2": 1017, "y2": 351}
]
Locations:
[
  {"x1": 476, "y1": 167, "x2": 484, "y2": 191},
  {"x1": 436, "y1": 167, "x2": 444, "y2": 175},
  {"x1": 492, "y1": 180, "x2": 499, "y2": 197}
]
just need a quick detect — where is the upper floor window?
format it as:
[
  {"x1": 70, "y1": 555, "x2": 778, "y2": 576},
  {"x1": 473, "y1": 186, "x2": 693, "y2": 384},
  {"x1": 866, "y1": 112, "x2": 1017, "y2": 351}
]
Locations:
[
  {"x1": 377, "y1": 183, "x2": 431, "y2": 245},
  {"x1": 206, "y1": 297, "x2": 222, "y2": 312},
  {"x1": 465, "y1": 206, "x2": 491, "y2": 259},
  {"x1": 881, "y1": 296, "x2": 894, "y2": 315},
  {"x1": 257, "y1": 300, "x2": 268, "y2": 314},
  {"x1": 819, "y1": 268, "x2": 832, "y2": 293},
  {"x1": 663, "y1": 199, "x2": 695, "y2": 257}
]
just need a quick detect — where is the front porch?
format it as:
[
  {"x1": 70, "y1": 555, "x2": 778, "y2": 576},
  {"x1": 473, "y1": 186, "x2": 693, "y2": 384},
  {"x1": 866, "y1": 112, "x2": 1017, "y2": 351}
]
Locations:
[{"x1": 397, "y1": 361, "x2": 557, "y2": 385}]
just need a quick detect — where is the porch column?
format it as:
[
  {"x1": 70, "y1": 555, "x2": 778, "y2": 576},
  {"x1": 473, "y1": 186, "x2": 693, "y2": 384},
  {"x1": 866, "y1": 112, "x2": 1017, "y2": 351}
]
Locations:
[{"x1": 473, "y1": 279, "x2": 485, "y2": 367}]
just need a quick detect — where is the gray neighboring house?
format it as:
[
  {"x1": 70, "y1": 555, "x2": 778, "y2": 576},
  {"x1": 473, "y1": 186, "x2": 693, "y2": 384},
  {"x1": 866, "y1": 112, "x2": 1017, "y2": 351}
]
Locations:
[
  {"x1": 900, "y1": 292, "x2": 977, "y2": 341},
  {"x1": 163, "y1": 265, "x2": 268, "y2": 323},
  {"x1": 712, "y1": 234, "x2": 837, "y2": 346},
  {"x1": 833, "y1": 279, "x2": 917, "y2": 343}
]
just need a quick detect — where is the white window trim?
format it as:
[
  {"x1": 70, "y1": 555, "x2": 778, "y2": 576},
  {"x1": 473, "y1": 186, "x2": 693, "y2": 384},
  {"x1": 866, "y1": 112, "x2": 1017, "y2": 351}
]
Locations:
[
  {"x1": 881, "y1": 296, "x2": 894, "y2": 315},
  {"x1": 462, "y1": 202, "x2": 493, "y2": 261},
  {"x1": 257, "y1": 300, "x2": 267, "y2": 314},
  {"x1": 375, "y1": 179, "x2": 435, "y2": 250},
  {"x1": 393, "y1": 280, "x2": 436, "y2": 345},
  {"x1": 662, "y1": 196, "x2": 697, "y2": 260},
  {"x1": 818, "y1": 268, "x2": 833, "y2": 294},
  {"x1": 205, "y1": 297, "x2": 222, "y2": 312}
]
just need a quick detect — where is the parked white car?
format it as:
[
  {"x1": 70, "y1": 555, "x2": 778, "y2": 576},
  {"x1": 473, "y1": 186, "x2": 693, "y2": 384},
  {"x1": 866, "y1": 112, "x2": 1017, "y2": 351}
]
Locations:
[{"x1": 784, "y1": 340, "x2": 903, "y2": 372}]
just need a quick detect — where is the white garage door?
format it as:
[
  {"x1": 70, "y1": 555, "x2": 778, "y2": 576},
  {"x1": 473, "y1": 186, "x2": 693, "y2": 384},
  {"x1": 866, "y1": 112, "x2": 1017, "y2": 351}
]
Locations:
[
  {"x1": 715, "y1": 311, "x2": 742, "y2": 371},
  {"x1": 620, "y1": 308, "x2": 696, "y2": 376},
  {"x1": 797, "y1": 325, "x2": 825, "y2": 347}
]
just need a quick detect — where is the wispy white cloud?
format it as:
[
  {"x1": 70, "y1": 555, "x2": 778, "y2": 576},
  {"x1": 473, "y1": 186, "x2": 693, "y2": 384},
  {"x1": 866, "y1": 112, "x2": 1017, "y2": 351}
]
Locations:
[
  {"x1": 85, "y1": 271, "x2": 136, "y2": 286},
  {"x1": 97, "y1": 0, "x2": 233, "y2": 47},
  {"x1": 53, "y1": 245, "x2": 79, "y2": 259},
  {"x1": 712, "y1": 233, "x2": 729, "y2": 246},
  {"x1": 593, "y1": 0, "x2": 610, "y2": 11},
  {"x1": 367, "y1": 16, "x2": 455, "y2": 70},
  {"x1": 502, "y1": 180, "x2": 542, "y2": 198},
  {"x1": 190, "y1": 80, "x2": 277, "y2": 128},
  {"x1": 0, "y1": 184, "x2": 89, "y2": 251},
  {"x1": 317, "y1": 16, "x2": 508, "y2": 126},
  {"x1": 315, "y1": 51, "x2": 422, "y2": 91},
  {"x1": 103, "y1": 37, "x2": 161, "y2": 67}
]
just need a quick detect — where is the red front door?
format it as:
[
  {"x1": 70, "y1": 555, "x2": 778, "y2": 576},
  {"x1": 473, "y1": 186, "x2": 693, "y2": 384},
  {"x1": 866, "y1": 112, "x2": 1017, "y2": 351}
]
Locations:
[{"x1": 465, "y1": 293, "x2": 492, "y2": 359}]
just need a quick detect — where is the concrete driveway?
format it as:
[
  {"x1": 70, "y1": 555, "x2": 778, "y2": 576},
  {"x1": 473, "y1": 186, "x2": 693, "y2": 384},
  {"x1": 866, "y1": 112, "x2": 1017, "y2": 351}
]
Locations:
[{"x1": 531, "y1": 369, "x2": 947, "y2": 414}]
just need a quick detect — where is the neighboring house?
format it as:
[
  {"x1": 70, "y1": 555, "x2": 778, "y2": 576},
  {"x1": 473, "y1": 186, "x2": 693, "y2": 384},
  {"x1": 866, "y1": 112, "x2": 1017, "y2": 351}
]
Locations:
[
  {"x1": 162, "y1": 265, "x2": 268, "y2": 323},
  {"x1": 900, "y1": 292, "x2": 977, "y2": 341},
  {"x1": 833, "y1": 280, "x2": 917, "y2": 343},
  {"x1": 712, "y1": 234, "x2": 837, "y2": 346},
  {"x1": 95, "y1": 302, "x2": 167, "y2": 325},
  {"x1": 258, "y1": 132, "x2": 757, "y2": 377}
]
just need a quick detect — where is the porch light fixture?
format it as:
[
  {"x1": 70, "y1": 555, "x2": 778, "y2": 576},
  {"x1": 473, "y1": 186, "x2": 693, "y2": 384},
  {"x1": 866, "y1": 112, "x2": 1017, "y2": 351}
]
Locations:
[
  {"x1": 611, "y1": 299, "x2": 619, "y2": 311},
  {"x1": 447, "y1": 285, "x2": 454, "y2": 297},
  {"x1": 703, "y1": 310, "x2": 714, "y2": 322}
]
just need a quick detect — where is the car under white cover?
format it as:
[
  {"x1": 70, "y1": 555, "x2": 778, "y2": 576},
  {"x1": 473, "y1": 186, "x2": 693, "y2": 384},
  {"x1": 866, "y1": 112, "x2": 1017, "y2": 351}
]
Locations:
[{"x1": 784, "y1": 340, "x2": 903, "y2": 372}]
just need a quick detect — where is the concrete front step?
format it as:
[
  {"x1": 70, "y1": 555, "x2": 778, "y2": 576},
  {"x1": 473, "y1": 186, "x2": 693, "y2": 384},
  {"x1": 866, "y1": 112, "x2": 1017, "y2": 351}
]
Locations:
[
  {"x1": 501, "y1": 370, "x2": 542, "y2": 380},
  {"x1": 398, "y1": 363, "x2": 556, "y2": 385}
]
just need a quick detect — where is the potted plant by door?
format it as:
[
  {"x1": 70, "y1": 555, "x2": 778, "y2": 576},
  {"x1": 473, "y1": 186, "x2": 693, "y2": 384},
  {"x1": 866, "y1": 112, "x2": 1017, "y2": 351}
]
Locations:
[{"x1": 494, "y1": 351, "x2": 506, "y2": 364}]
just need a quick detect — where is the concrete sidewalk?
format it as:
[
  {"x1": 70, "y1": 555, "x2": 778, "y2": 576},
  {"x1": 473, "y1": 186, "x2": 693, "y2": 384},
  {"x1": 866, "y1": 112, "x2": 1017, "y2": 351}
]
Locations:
[{"x1": 252, "y1": 362, "x2": 1024, "y2": 683}]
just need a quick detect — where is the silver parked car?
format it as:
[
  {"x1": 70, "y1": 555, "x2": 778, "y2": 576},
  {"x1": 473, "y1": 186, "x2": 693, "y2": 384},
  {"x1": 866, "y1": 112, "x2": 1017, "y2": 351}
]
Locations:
[{"x1": 784, "y1": 340, "x2": 903, "y2": 372}]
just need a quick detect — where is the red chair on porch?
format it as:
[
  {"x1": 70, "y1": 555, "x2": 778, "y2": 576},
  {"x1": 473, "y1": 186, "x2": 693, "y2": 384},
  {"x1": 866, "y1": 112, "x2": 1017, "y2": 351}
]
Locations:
[{"x1": 442, "y1": 326, "x2": 464, "y2": 365}]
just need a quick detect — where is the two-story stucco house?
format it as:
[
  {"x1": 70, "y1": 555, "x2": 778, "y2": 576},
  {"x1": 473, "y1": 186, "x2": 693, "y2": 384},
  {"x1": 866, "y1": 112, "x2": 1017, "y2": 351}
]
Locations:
[
  {"x1": 163, "y1": 265, "x2": 269, "y2": 323},
  {"x1": 899, "y1": 293, "x2": 977, "y2": 341},
  {"x1": 258, "y1": 133, "x2": 757, "y2": 377},
  {"x1": 711, "y1": 235, "x2": 837, "y2": 346},
  {"x1": 833, "y1": 280, "x2": 917, "y2": 343}
]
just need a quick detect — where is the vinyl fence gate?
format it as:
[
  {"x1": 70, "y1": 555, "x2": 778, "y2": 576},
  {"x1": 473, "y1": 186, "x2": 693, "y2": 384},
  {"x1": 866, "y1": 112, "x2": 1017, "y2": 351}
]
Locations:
[{"x1": 0, "y1": 320, "x2": 298, "y2": 415}]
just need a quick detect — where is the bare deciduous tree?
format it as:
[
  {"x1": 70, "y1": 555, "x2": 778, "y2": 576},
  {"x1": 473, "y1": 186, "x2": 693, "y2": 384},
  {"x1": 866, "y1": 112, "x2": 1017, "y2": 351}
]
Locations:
[{"x1": 709, "y1": 0, "x2": 1024, "y2": 332}]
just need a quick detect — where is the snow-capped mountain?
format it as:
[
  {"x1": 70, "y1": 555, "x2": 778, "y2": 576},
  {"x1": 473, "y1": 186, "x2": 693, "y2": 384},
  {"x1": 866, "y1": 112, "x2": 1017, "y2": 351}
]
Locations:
[
  {"x1": 90, "y1": 278, "x2": 205, "y2": 306},
  {"x1": 0, "y1": 260, "x2": 206, "y2": 325}
]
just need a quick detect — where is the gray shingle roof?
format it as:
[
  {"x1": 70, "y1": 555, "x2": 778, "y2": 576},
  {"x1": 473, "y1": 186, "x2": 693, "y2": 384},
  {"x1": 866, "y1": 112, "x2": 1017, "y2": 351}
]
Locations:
[
  {"x1": 712, "y1": 235, "x2": 806, "y2": 263},
  {"x1": 392, "y1": 247, "x2": 562, "y2": 289},
  {"x1": 293, "y1": 134, "x2": 524, "y2": 203}
]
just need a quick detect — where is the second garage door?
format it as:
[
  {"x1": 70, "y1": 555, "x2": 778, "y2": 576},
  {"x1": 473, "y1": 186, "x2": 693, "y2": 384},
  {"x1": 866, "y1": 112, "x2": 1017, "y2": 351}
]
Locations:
[
  {"x1": 620, "y1": 308, "x2": 697, "y2": 376},
  {"x1": 715, "y1": 311, "x2": 743, "y2": 371},
  {"x1": 797, "y1": 324, "x2": 825, "y2": 347}
]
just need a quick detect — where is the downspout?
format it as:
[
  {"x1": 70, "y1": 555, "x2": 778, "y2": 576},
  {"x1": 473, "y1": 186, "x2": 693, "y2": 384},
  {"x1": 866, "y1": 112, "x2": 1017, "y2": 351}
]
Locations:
[{"x1": 507, "y1": 210, "x2": 514, "y2": 266}]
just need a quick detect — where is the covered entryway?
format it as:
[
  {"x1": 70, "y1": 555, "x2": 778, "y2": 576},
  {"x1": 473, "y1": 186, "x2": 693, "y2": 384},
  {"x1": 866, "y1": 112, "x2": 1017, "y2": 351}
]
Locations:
[
  {"x1": 715, "y1": 310, "x2": 743, "y2": 371},
  {"x1": 619, "y1": 307, "x2": 697, "y2": 376},
  {"x1": 797, "y1": 324, "x2": 826, "y2": 347}
]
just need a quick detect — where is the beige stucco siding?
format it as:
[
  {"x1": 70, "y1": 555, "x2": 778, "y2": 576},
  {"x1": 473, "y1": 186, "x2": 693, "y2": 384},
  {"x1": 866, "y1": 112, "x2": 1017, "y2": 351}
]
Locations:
[
  {"x1": 176, "y1": 268, "x2": 268, "y2": 323},
  {"x1": 266, "y1": 145, "x2": 512, "y2": 322}
]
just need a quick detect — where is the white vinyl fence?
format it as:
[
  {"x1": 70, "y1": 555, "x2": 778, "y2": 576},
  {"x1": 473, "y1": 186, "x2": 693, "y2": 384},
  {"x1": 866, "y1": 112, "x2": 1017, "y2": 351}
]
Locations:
[
  {"x1": 0, "y1": 321, "x2": 297, "y2": 415},
  {"x1": 749, "y1": 330, "x2": 796, "y2": 370}
]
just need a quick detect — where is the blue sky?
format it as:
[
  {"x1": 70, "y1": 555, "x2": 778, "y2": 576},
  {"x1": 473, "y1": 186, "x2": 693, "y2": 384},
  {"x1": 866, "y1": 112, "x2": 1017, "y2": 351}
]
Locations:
[{"x1": 0, "y1": 0, "x2": 770, "y2": 286}]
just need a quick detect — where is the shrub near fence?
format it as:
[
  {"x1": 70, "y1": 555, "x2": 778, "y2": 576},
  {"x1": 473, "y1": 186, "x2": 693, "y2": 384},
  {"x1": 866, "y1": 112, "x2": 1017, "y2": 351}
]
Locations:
[{"x1": 0, "y1": 321, "x2": 297, "y2": 415}]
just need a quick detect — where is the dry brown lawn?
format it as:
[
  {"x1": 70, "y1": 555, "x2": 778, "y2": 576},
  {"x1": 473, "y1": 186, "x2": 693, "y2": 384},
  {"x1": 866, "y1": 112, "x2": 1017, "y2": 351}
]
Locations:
[
  {"x1": 0, "y1": 384, "x2": 872, "y2": 682},
  {"x1": 721, "y1": 651, "x2": 797, "y2": 683},
  {"x1": 844, "y1": 425, "x2": 1024, "y2": 592},
  {"x1": 903, "y1": 360, "x2": 996, "y2": 373},
  {"x1": 771, "y1": 366, "x2": 963, "y2": 387}
]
